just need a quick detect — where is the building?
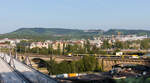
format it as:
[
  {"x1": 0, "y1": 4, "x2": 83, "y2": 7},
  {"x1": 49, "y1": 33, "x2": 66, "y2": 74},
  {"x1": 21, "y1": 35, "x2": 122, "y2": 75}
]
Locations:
[
  {"x1": 89, "y1": 39, "x2": 103, "y2": 47},
  {"x1": 30, "y1": 42, "x2": 49, "y2": 49},
  {"x1": 52, "y1": 41, "x2": 65, "y2": 50},
  {"x1": 0, "y1": 38, "x2": 27, "y2": 47}
]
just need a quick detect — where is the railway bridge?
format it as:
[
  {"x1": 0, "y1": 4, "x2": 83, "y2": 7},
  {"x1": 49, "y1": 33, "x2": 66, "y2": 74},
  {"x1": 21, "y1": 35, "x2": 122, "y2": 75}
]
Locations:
[{"x1": 98, "y1": 58, "x2": 150, "y2": 71}]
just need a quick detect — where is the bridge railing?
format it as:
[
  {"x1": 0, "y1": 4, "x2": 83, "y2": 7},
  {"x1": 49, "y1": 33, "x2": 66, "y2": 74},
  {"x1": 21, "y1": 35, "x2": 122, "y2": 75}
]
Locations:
[{"x1": 0, "y1": 52, "x2": 58, "y2": 83}]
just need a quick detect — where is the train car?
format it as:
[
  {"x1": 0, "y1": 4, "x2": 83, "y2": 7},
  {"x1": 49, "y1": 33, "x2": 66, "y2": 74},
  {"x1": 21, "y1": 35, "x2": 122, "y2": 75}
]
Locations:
[{"x1": 131, "y1": 55, "x2": 139, "y2": 59}]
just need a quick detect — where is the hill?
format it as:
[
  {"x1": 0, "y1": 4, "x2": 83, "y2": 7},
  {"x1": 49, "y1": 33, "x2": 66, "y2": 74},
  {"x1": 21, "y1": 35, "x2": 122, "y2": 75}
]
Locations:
[
  {"x1": 1, "y1": 28, "x2": 150, "y2": 40},
  {"x1": 0, "y1": 28, "x2": 103, "y2": 40},
  {"x1": 104, "y1": 29, "x2": 150, "y2": 36}
]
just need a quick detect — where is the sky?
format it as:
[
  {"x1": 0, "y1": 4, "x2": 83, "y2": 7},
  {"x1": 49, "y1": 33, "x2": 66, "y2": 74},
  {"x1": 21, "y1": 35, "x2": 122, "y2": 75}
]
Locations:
[{"x1": 0, "y1": 0, "x2": 150, "y2": 33}]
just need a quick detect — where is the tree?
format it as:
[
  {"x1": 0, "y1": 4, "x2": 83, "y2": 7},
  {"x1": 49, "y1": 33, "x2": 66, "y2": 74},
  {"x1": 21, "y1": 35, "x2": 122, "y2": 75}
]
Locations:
[
  {"x1": 114, "y1": 41, "x2": 123, "y2": 49},
  {"x1": 16, "y1": 40, "x2": 30, "y2": 53},
  {"x1": 84, "y1": 40, "x2": 91, "y2": 53},
  {"x1": 62, "y1": 43, "x2": 65, "y2": 55},
  {"x1": 82, "y1": 55, "x2": 97, "y2": 71},
  {"x1": 101, "y1": 40, "x2": 111, "y2": 49},
  {"x1": 47, "y1": 57, "x2": 57, "y2": 75},
  {"x1": 57, "y1": 43, "x2": 61, "y2": 55},
  {"x1": 39, "y1": 47, "x2": 49, "y2": 55},
  {"x1": 140, "y1": 39, "x2": 150, "y2": 49}
]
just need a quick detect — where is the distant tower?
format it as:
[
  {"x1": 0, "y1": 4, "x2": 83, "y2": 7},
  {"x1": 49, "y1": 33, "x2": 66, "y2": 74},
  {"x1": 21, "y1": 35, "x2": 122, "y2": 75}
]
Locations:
[
  {"x1": 118, "y1": 32, "x2": 121, "y2": 36},
  {"x1": 117, "y1": 32, "x2": 121, "y2": 40}
]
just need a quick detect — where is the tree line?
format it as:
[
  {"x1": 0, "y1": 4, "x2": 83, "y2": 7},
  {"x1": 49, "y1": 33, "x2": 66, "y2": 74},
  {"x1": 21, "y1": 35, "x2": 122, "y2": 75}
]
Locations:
[{"x1": 45, "y1": 55, "x2": 101, "y2": 75}]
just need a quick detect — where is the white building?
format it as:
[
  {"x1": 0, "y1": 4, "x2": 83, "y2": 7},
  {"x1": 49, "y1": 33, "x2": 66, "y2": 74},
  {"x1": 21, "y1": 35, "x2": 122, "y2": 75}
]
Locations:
[
  {"x1": 89, "y1": 39, "x2": 103, "y2": 47},
  {"x1": 30, "y1": 42, "x2": 49, "y2": 49}
]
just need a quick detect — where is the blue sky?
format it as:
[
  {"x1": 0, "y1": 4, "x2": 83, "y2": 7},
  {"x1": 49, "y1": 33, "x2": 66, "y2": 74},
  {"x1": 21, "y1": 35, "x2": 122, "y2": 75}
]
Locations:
[{"x1": 0, "y1": 0, "x2": 150, "y2": 33}]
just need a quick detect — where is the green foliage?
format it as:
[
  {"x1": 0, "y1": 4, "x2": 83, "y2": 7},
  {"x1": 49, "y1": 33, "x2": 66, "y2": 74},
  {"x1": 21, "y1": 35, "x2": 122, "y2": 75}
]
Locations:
[
  {"x1": 114, "y1": 41, "x2": 123, "y2": 49},
  {"x1": 114, "y1": 48, "x2": 121, "y2": 53},
  {"x1": 39, "y1": 47, "x2": 49, "y2": 55},
  {"x1": 140, "y1": 39, "x2": 150, "y2": 49},
  {"x1": 16, "y1": 40, "x2": 30, "y2": 53},
  {"x1": 101, "y1": 40, "x2": 111, "y2": 49},
  {"x1": 82, "y1": 55, "x2": 97, "y2": 71},
  {"x1": 47, "y1": 57, "x2": 57, "y2": 75},
  {"x1": 46, "y1": 55, "x2": 101, "y2": 75}
]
